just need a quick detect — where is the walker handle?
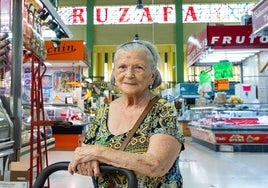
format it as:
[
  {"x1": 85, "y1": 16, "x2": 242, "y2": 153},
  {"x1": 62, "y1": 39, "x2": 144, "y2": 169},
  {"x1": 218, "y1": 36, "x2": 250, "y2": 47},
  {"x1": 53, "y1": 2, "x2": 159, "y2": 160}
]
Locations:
[{"x1": 33, "y1": 161, "x2": 138, "y2": 188}]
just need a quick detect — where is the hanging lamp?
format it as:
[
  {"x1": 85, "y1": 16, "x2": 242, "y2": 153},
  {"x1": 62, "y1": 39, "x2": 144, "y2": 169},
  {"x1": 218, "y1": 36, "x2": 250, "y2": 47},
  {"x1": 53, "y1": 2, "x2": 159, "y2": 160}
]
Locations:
[{"x1": 136, "y1": 0, "x2": 144, "y2": 9}]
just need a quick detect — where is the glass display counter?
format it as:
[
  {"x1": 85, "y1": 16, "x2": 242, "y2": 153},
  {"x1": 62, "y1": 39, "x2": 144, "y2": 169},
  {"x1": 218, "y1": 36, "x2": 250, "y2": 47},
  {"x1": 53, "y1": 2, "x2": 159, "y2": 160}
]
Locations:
[
  {"x1": 0, "y1": 96, "x2": 14, "y2": 180},
  {"x1": 22, "y1": 104, "x2": 90, "y2": 149},
  {"x1": 188, "y1": 104, "x2": 268, "y2": 152}
]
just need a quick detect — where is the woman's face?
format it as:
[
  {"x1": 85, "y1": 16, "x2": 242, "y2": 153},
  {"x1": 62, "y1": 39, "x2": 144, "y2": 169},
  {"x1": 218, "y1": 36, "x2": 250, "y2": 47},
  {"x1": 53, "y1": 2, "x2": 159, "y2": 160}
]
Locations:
[{"x1": 113, "y1": 50, "x2": 155, "y2": 96}]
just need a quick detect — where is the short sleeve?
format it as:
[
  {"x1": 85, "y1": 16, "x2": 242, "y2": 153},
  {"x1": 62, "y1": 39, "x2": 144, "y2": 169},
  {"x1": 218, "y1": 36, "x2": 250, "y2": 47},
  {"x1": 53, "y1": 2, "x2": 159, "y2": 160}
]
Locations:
[{"x1": 150, "y1": 98, "x2": 185, "y2": 146}]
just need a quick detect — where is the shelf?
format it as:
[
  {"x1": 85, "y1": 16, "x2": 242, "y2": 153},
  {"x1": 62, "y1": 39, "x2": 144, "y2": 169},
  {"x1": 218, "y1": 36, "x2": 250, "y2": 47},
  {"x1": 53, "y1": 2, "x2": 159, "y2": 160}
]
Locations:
[
  {"x1": 20, "y1": 138, "x2": 55, "y2": 158},
  {"x1": 40, "y1": 0, "x2": 73, "y2": 38}
]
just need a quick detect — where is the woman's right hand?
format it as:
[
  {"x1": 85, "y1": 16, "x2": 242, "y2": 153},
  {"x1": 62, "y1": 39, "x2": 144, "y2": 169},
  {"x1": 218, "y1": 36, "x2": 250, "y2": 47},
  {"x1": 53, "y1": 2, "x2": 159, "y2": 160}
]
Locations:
[{"x1": 68, "y1": 160, "x2": 101, "y2": 177}]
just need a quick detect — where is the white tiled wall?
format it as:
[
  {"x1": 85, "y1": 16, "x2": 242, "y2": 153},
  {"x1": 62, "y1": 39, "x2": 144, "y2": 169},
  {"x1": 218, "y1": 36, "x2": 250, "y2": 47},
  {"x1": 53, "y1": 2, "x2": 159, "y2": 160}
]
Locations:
[{"x1": 242, "y1": 51, "x2": 268, "y2": 104}]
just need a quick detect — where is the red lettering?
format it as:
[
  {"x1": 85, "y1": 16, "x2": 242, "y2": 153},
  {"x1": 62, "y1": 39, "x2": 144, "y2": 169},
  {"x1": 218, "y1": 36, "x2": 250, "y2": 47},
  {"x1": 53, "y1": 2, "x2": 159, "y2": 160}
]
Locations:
[
  {"x1": 140, "y1": 7, "x2": 153, "y2": 22},
  {"x1": 119, "y1": 8, "x2": 130, "y2": 22},
  {"x1": 73, "y1": 8, "x2": 85, "y2": 23},
  {"x1": 184, "y1": 6, "x2": 197, "y2": 22},
  {"x1": 96, "y1": 8, "x2": 108, "y2": 23},
  {"x1": 163, "y1": 6, "x2": 173, "y2": 22}
]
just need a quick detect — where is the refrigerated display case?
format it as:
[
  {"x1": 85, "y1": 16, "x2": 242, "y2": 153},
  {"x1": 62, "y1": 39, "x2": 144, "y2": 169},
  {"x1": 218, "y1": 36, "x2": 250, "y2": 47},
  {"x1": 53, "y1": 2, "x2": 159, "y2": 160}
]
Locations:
[
  {"x1": 0, "y1": 96, "x2": 14, "y2": 180},
  {"x1": 22, "y1": 104, "x2": 90, "y2": 149},
  {"x1": 188, "y1": 104, "x2": 268, "y2": 152}
]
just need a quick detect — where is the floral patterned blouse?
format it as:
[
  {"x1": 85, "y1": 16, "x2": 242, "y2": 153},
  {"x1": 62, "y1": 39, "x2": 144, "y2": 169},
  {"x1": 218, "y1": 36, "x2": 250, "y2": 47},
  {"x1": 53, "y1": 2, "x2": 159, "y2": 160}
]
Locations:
[{"x1": 84, "y1": 97, "x2": 185, "y2": 188}]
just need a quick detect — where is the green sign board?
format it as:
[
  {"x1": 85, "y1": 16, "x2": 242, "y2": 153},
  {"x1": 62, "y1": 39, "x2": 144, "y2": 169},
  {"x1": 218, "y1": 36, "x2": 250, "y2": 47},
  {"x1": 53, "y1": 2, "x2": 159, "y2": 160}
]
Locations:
[
  {"x1": 213, "y1": 61, "x2": 233, "y2": 80},
  {"x1": 199, "y1": 71, "x2": 211, "y2": 85}
]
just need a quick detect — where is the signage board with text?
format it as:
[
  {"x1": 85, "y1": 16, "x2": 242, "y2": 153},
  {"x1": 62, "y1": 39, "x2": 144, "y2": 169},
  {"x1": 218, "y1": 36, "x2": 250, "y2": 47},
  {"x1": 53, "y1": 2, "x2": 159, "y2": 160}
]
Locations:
[
  {"x1": 57, "y1": 3, "x2": 255, "y2": 25},
  {"x1": 214, "y1": 79, "x2": 229, "y2": 91}
]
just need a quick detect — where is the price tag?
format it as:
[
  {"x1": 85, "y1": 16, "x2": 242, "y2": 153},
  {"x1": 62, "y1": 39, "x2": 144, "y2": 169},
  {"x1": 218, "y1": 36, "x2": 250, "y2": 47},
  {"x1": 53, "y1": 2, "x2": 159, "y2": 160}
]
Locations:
[{"x1": 214, "y1": 79, "x2": 229, "y2": 91}]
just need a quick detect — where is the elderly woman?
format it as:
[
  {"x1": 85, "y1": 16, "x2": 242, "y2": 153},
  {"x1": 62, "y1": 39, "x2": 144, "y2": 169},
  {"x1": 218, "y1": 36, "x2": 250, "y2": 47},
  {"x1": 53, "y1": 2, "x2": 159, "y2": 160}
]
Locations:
[{"x1": 68, "y1": 40, "x2": 185, "y2": 187}]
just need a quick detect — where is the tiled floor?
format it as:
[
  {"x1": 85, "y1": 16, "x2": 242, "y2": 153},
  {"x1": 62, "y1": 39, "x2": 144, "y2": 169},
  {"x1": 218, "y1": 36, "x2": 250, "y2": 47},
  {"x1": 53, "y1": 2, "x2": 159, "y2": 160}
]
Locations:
[{"x1": 46, "y1": 137, "x2": 268, "y2": 188}]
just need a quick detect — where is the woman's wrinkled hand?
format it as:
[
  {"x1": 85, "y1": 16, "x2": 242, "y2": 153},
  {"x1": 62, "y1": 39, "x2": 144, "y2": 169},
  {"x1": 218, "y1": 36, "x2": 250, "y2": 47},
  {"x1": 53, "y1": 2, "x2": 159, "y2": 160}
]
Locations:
[
  {"x1": 68, "y1": 145, "x2": 101, "y2": 175},
  {"x1": 68, "y1": 160, "x2": 101, "y2": 177}
]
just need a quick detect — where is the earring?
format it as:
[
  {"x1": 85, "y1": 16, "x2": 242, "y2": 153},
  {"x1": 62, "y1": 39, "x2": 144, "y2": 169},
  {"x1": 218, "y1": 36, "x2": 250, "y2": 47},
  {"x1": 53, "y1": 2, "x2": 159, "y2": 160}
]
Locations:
[{"x1": 149, "y1": 85, "x2": 153, "y2": 90}]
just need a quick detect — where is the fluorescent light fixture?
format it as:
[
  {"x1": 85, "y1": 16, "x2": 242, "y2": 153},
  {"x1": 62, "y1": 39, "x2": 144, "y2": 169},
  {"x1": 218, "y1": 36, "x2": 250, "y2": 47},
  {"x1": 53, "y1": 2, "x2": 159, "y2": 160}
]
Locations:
[
  {"x1": 208, "y1": 49, "x2": 261, "y2": 54},
  {"x1": 197, "y1": 49, "x2": 262, "y2": 64}
]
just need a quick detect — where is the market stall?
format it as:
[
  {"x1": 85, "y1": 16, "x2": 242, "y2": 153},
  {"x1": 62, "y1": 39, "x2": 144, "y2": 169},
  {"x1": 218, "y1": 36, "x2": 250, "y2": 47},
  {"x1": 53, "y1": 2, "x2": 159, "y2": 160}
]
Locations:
[
  {"x1": 188, "y1": 105, "x2": 268, "y2": 152},
  {"x1": 42, "y1": 104, "x2": 90, "y2": 149},
  {"x1": 0, "y1": 0, "x2": 75, "y2": 186},
  {"x1": 185, "y1": 24, "x2": 268, "y2": 152},
  {"x1": 22, "y1": 39, "x2": 90, "y2": 107},
  {"x1": 186, "y1": 25, "x2": 268, "y2": 67}
]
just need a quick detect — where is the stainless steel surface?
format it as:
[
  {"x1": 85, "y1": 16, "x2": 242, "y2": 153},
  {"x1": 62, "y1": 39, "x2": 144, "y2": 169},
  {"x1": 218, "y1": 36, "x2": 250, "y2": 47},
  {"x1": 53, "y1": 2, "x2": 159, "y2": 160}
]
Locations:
[
  {"x1": 11, "y1": 0, "x2": 23, "y2": 160},
  {"x1": 0, "y1": 98, "x2": 14, "y2": 143},
  {"x1": 0, "y1": 140, "x2": 14, "y2": 157}
]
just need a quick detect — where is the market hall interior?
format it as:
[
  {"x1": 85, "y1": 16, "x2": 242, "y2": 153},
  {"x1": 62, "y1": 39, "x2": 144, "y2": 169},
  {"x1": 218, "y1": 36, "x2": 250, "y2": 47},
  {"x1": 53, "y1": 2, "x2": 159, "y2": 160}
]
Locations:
[{"x1": 1, "y1": 0, "x2": 268, "y2": 188}]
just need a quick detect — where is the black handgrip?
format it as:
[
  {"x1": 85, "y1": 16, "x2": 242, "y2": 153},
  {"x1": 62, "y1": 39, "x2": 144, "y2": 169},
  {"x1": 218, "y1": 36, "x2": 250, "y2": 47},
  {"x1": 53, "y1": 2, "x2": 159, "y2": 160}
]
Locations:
[
  {"x1": 33, "y1": 161, "x2": 69, "y2": 188},
  {"x1": 33, "y1": 161, "x2": 138, "y2": 188}
]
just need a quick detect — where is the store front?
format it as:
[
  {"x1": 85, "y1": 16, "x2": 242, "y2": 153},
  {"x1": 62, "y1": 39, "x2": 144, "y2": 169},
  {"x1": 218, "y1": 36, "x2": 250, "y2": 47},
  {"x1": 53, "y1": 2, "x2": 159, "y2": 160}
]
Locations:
[{"x1": 184, "y1": 23, "x2": 268, "y2": 152}]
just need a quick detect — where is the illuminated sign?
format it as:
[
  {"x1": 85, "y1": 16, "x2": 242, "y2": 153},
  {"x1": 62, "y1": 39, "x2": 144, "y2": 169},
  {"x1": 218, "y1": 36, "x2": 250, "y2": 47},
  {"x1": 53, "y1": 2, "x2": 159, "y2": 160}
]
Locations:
[
  {"x1": 94, "y1": 5, "x2": 175, "y2": 24},
  {"x1": 186, "y1": 25, "x2": 268, "y2": 67},
  {"x1": 207, "y1": 25, "x2": 268, "y2": 47},
  {"x1": 57, "y1": 3, "x2": 255, "y2": 25},
  {"x1": 183, "y1": 3, "x2": 255, "y2": 23}
]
